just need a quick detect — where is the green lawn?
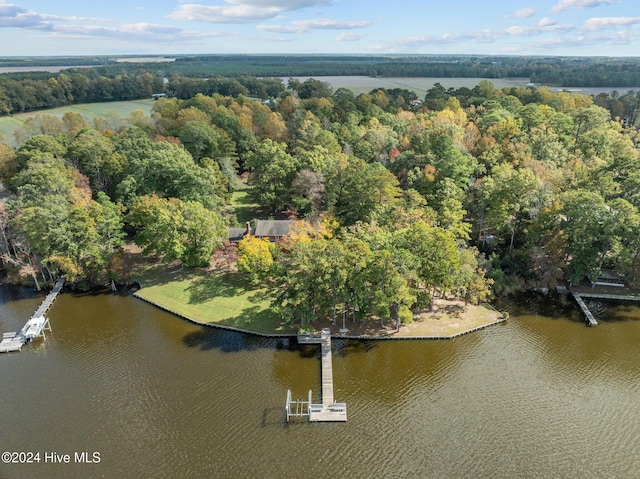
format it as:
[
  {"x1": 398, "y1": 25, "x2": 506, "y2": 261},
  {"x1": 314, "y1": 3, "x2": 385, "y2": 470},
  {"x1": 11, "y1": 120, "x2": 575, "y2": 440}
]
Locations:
[
  {"x1": 133, "y1": 264, "x2": 295, "y2": 335},
  {"x1": 0, "y1": 99, "x2": 155, "y2": 147},
  {"x1": 230, "y1": 187, "x2": 264, "y2": 225}
]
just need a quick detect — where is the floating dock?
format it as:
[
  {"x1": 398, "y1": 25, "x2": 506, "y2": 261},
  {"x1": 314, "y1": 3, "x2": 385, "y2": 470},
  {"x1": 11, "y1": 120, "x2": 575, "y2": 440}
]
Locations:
[
  {"x1": 0, "y1": 278, "x2": 64, "y2": 353},
  {"x1": 286, "y1": 328, "x2": 347, "y2": 422}
]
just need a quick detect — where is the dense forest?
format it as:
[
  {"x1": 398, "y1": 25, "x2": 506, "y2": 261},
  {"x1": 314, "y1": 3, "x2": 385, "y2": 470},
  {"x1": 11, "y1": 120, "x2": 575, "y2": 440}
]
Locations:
[{"x1": 1, "y1": 77, "x2": 640, "y2": 326}]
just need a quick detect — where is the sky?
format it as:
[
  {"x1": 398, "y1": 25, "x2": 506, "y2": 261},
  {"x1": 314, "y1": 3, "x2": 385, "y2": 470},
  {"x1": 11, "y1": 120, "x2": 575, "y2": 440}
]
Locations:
[{"x1": 0, "y1": 0, "x2": 639, "y2": 57}]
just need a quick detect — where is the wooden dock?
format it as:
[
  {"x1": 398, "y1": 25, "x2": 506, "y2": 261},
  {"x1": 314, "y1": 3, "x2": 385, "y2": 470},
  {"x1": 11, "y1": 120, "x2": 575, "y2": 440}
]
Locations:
[
  {"x1": 309, "y1": 329, "x2": 346, "y2": 421},
  {"x1": 575, "y1": 292, "x2": 640, "y2": 302},
  {"x1": 286, "y1": 328, "x2": 347, "y2": 422},
  {"x1": 571, "y1": 292, "x2": 598, "y2": 326},
  {"x1": 0, "y1": 278, "x2": 64, "y2": 353}
]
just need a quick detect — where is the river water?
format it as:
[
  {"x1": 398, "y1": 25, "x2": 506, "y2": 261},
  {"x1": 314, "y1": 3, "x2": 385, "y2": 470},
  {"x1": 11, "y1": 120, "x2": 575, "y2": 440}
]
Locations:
[{"x1": 0, "y1": 286, "x2": 639, "y2": 479}]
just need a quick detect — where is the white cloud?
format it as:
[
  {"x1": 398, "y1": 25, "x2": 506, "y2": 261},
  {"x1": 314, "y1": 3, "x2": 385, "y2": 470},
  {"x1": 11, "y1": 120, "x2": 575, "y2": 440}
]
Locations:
[
  {"x1": 169, "y1": 0, "x2": 331, "y2": 24},
  {"x1": 582, "y1": 16, "x2": 640, "y2": 31},
  {"x1": 506, "y1": 7, "x2": 536, "y2": 18},
  {"x1": 168, "y1": 3, "x2": 282, "y2": 23},
  {"x1": 538, "y1": 17, "x2": 556, "y2": 27},
  {"x1": 0, "y1": 4, "x2": 53, "y2": 29},
  {"x1": 0, "y1": 3, "x2": 110, "y2": 30},
  {"x1": 226, "y1": 0, "x2": 330, "y2": 7},
  {"x1": 504, "y1": 22, "x2": 572, "y2": 36},
  {"x1": 530, "y1": 29, "x2": 640, "y2": 50},
  {"x1": 551, "y1": 0, "x2": 620, "y2": 13},
  {"x1": 390, "y1": 21, "x2": 575, "y2": 50},
  {"x1": 49, "y1": 22, "x2": 228, "y2": 44},
  {"x1": 336, "y1": 32, "x2": 365, "y2": 41},
  {"x1": 0, "y1": 3, "x2": 230, "y2": 44},
  {"x1": 394, "y1": 30, "x2": 501, "y2": 48},
  {"x1": 257, "y1": 18, "x2": 370, "y2": 33}
]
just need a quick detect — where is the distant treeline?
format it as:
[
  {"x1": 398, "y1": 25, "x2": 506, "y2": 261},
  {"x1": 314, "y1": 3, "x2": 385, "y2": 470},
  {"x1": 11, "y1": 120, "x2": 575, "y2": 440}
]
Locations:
[
  {"x1": 0, "y1": 71, "x2": 165, "y2": 114},
  {"x1": 110, "y1": 55, "x2": 640, "y2": 87},
  {"x1": 0, "y1": 70, "x2": 284, "y2": 115},
  {"x1": 2, "y1": 54, "x2": 640, "y2": 117},
  {"x1": 0, "y1": 56, "x2": 112, "y2": 68},
  {"x1": 5, "y1": 55, "x2": 640, "y2": 85}
]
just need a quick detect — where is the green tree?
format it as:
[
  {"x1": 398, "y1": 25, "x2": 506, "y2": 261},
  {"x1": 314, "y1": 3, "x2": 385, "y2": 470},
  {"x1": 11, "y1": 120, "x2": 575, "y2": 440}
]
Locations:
[
  {"x1": 558, "y1": 189, "x2": 610, "y2": 283},
  {"x1": 326, "y1": 157, "x2": 401, "y2": 226},
  {"x1": 67, "y1": 128, "x2": 118, "y2": 194},
  {"x1": 400, "y1": 221, "x2": 460, "y2": 309},
  {"x1": 127, "y1": 195, "x2": 226, "y2": 268},
  {"x1": 245, "y1": 139, "x2": 298, "y2": 214},
  {"x1": 297, "y1": 78, "x2": 333, "y2": 99},
  {"x1": 476, "y1": 164, "x2": 540, "y2": 252},
  {"x1": 116, "y1": 136, "x2": 225, "y2": 209}
]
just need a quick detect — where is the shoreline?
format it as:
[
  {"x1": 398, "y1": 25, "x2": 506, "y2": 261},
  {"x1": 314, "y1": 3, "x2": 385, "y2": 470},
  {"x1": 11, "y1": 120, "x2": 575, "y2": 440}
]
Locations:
[{"x1": 133, "y1": 287, "x2": 507, "y2": 340}]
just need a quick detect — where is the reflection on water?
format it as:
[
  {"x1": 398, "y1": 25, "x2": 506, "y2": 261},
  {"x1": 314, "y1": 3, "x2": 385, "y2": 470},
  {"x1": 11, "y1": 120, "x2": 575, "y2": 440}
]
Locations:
[{"x1": 1, "y1": 286, "x2": 640, "y2": 478}]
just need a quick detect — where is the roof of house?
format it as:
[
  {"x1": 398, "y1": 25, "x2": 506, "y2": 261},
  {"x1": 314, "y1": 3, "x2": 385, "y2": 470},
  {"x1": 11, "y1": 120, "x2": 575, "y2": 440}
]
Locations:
[
  {"x1": 254, "y1": 220, "x2": 295, "y2": 238},
  {"x1": 228, "y1": 228, "x2": 248, "y2": 242}
]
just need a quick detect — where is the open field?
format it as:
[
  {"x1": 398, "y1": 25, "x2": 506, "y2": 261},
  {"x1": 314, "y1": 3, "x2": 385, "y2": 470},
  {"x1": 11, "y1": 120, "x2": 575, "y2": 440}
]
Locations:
[
  {"x1": 282, "y1": 75, "x2": 640, "y2": 96},
  {"x1": 115, "y1": 57, "x2": 176, "y2": 63},
  {"x1": 281, "y1": 76, "x2": 532, "y2": 96},
  {"x1": 0, "y1": 66, "x2": 100, "y2": 74},
  {"x1": 0, "y1": 99, "x2": 155, "y2": 147}
]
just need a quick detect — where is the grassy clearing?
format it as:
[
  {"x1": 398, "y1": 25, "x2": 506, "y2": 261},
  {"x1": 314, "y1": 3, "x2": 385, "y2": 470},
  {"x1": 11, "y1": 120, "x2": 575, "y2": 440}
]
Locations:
[
  {"x1": 281, "y1": 76, "x2": 531, "y2": 96},
  {"x1": 0, "y1": 99, "x2": 155, "y2": 147},
  {"x1": 229, "y1": 188, "x2": 264, "y2": 225},
  {"x1": 132, "y1": 260, "x2": 294, "y2": 335}
]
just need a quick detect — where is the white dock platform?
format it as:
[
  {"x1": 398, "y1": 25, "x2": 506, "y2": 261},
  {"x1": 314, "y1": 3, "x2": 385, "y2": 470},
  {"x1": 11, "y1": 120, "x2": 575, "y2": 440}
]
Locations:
[
  {"x1": 0, "y1": 332, "x2": 24, "y2": 353},
  {"x1": 0, "y1": 278, "x2": 64, "y2": 353}
]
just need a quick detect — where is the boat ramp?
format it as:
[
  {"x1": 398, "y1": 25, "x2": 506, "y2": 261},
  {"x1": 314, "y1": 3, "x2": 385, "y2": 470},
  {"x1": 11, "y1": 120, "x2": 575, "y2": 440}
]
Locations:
[{"x1": 0, "y1": 278, "x2": 64, "y2": 353}]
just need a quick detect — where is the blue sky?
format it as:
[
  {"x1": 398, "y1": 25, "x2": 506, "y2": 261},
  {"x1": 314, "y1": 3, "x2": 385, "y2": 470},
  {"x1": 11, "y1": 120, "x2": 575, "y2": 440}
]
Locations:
[{"x1": 0, "y1": 0, "x2": 639, "y2": 56}]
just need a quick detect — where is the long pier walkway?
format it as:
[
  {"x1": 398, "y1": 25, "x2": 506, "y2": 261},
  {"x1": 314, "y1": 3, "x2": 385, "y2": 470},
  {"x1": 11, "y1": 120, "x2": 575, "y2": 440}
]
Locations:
[
  {"x1": 570, "y1": 290, "x2": 640, "y2": 327},
  {"x1": 286, "y1": 328, "x2": 347, "y2": 422},
  {"x1": 571, "y1": 292, "x2": 598, "y2": 326},
  {"x1": 576, "y1": 292, "x2": 640, "y2": 302},
  {"x1": 0, "y1": 277, "x2": 65, "y2": 353}
]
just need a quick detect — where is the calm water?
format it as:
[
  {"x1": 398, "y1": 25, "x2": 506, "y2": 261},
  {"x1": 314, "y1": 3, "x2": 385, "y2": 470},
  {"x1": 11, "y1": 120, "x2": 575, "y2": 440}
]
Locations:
[{"x1": 1, "y1": 287, "x2": 639, "y2": 479}]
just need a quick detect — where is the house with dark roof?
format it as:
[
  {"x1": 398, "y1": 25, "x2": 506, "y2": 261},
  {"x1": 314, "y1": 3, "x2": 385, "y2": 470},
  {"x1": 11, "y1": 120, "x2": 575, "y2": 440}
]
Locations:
[
  {"x1": 254, "y1": 220, "x2": 295, "y2": 241},
  {"x1": 228, "y1": 222, "x2": 253, "y2": 243},
  {"x1": 227, "y1": 220, "x2": 294, "y2": 243}
]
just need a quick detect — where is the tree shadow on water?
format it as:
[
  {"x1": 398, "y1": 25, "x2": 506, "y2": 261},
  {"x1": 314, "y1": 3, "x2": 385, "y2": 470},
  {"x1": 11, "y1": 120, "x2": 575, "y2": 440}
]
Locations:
[
  {"x1": 182, "y1": 326, "x2": 293, "y2": 353},
  {"x1": 332, "y1": 339, "x2": 378, "y2": 358}
]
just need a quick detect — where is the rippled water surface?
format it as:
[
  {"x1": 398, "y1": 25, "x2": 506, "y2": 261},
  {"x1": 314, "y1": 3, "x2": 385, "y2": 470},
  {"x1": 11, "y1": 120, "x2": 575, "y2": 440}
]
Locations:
[{"x1": 1, "y1": 287, "x2": 639, "y2": 478}]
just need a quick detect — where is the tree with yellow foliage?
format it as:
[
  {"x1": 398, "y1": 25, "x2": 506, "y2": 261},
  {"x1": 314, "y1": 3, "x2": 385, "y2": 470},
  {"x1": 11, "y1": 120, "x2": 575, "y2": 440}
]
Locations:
[{"x1": 237, "y1": 236, "x2": 274, "y2": 282}]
